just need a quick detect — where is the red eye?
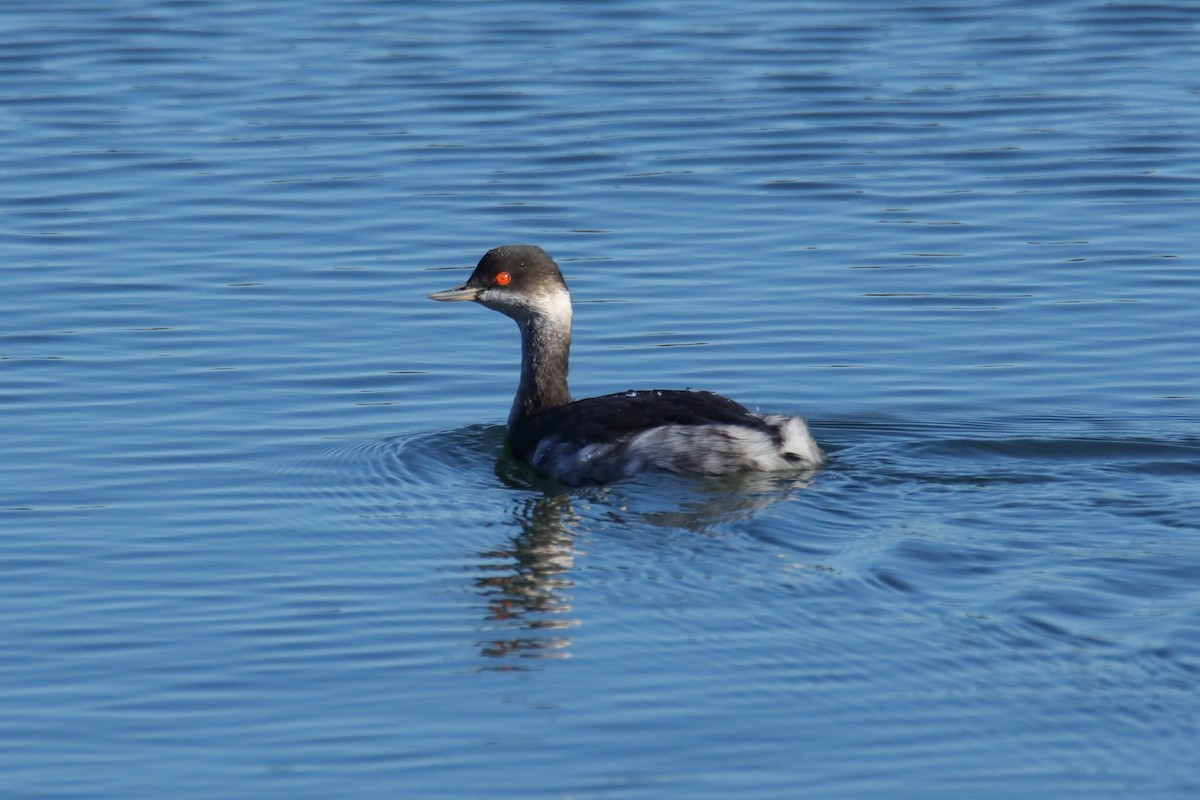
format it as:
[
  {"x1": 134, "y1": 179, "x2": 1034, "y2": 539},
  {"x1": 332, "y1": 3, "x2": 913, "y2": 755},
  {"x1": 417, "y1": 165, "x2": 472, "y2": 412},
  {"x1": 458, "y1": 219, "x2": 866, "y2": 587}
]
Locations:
[{"x1": 494, "y1": 271, "x2": 512, "y2": 286}]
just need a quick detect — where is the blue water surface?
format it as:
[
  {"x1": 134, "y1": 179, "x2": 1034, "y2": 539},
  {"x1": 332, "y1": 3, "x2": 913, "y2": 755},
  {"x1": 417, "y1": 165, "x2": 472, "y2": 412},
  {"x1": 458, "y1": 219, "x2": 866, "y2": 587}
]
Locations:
[{"x1": 2, "y1": 1, "x2": 1199, "y2": 798}]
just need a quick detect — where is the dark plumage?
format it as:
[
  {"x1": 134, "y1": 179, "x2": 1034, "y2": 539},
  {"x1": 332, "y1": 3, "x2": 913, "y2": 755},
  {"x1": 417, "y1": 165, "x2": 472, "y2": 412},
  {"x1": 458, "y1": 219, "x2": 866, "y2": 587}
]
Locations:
[{"x1": 510, "y1": 389, "x2": 777, "y2": 462}]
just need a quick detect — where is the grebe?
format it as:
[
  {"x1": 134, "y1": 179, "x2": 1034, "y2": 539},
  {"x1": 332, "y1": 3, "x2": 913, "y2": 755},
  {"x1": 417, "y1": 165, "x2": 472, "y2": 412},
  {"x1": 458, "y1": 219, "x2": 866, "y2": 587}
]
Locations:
[{"x1": 428, "y1": 245, "x2": 824, "y2": 486}]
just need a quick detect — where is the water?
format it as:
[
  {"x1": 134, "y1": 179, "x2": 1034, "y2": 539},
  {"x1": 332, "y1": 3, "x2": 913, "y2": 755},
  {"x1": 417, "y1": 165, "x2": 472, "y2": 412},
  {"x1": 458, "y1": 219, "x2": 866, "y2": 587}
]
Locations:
[{"x1": 2, "y1": 1, "x2": 1199, "y2": 797}]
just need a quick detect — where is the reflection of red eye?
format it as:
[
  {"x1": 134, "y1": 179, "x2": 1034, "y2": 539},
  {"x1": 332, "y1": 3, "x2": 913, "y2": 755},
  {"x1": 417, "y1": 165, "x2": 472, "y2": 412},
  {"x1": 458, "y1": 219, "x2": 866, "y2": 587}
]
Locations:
[{"x1": 494, "y1": 272, "x2": 512, "y2": 286}]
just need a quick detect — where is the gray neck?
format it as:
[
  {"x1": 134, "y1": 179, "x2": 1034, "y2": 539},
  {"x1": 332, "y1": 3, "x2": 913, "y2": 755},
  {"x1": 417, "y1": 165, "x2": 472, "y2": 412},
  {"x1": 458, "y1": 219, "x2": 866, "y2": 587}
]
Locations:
[{"x1": 509, "y1": 314, "x2": 572, "y2": 431}]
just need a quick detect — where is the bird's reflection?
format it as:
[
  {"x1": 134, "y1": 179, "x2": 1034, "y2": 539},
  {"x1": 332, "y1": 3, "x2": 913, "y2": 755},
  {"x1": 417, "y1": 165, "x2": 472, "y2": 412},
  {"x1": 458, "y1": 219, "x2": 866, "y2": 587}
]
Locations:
[
  {"x1": 473, "y1": 454, "x2": 823, "y2": 666},
  {"x1": 474, "y1": 493, "x2": 580, "y2": 663}
]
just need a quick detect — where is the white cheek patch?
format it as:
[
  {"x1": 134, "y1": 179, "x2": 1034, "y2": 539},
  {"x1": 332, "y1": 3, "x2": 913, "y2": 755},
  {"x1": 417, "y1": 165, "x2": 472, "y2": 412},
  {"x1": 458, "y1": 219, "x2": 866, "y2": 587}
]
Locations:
[
  {"x1": 543, "y1": 289, "x2": 573, "y2": 329},
  {"x1": 484, "y1": 285, "x2": 573, "y2": 331}
]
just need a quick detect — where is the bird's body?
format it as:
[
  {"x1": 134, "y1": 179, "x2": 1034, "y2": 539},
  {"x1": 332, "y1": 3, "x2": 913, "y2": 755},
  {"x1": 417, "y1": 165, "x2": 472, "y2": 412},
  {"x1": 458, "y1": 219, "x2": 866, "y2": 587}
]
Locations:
[{"x1": 429, "y1": 245, "x2": 824, "y2": 486}]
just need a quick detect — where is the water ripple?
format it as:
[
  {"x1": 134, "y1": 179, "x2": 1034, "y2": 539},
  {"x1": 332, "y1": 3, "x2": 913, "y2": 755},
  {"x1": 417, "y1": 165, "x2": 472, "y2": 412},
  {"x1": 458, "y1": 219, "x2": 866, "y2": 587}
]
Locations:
[{"x1": 4, "y1": 0, "x2": 1200, "y2": 796}]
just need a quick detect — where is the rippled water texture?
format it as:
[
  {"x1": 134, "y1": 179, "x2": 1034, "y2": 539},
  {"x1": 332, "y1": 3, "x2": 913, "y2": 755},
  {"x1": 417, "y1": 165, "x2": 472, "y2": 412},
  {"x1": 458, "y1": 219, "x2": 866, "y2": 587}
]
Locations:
[{"x1": 3, "y1": 1, "x2": 1199, "y2": 797}]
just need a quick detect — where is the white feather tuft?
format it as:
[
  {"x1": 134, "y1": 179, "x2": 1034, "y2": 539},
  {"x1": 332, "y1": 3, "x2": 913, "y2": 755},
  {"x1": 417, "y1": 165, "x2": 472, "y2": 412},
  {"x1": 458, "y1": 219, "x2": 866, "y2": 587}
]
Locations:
[{"x1": 529, "y1": 414, "x2": 824, "y2": 485}]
